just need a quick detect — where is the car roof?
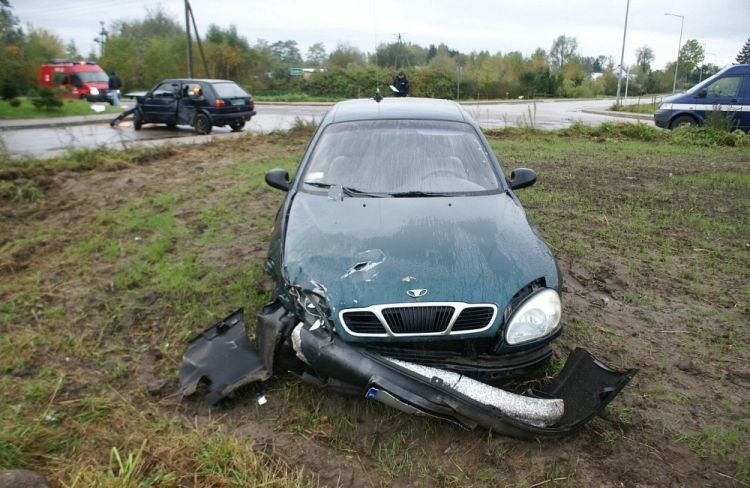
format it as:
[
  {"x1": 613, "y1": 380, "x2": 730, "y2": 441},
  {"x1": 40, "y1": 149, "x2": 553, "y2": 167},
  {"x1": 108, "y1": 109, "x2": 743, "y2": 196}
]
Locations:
[
  {"x1": 325, "y1": 97, "x2": 470, "y2": 124},
  {"x1": 160, "y1": 78, "x2": 237, "y2": 84}
]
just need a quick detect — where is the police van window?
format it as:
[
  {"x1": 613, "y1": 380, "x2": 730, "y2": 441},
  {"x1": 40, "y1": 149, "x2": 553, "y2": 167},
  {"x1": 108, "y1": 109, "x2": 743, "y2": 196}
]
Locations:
[{"x1": 706, "y1": 76, "x2": 742, "y2": 98}]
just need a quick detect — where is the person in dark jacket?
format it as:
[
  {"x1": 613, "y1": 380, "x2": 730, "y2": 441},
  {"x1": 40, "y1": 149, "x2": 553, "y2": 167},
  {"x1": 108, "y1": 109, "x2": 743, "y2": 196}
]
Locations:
[
  {"x1": 108, "y1": 71, "x2": 122, "y2": 106},
  {"x1": 392, "y1": 71, "x2": 410, "y2": 97}
]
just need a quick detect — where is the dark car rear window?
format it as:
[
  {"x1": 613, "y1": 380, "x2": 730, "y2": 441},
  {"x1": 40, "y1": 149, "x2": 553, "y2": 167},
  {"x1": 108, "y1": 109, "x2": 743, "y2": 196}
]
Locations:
[
  {"x1": 302, "y1": 120, "x2": 501, "y2": 195},
  {"x1": 211, "y1": 82, "x2": 249, "y2": 98}
]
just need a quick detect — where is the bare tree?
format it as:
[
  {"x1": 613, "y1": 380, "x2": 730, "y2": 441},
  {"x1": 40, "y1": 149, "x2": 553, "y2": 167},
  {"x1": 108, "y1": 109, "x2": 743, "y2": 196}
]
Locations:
[
  {"x1": 635, "y1": 45, "x2": 654, "y2": 73},
  {"x1": 548, "y1": 35, "x2": 578, "y2": 71}
]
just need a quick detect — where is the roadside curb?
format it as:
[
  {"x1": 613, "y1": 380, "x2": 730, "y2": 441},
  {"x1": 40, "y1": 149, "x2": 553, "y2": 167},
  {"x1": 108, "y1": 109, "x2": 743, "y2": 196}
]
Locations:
[
  {"x1": 581, "y1": 109, "x2": 653, "y2": 121},
  {"x1": 0, "y1": 99, "x2": 653, "y2": 131},
  {"x1": 0, "y1": 113, "x2": 116, "y2": 130}
]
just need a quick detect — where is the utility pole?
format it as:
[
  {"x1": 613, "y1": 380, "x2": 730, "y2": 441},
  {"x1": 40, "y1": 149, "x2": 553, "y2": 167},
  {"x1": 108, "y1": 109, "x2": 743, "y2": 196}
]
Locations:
[
  {"x1": 665, "y1": 12, "x2": 684, "y2": 93},
  {"x1": 456, "y1": 65, "x2": 462, "y2": 101},
  {"x1": 185, "y1": 0, "x2": 193, "y2": 78},
  {"x1": 615, "y1": 0, "x2": 630, "y2": 107},
  {"x1": 94, "y1": 21, "x2": 108, "y2": 58},
  {"x1": 394, "y1": 33, "x2": 409, "y2": 69}
]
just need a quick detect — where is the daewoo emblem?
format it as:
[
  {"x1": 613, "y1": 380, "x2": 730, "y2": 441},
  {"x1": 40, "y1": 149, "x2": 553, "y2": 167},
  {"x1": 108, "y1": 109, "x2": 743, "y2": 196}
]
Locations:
[{"x1": 407, "y1": 289, "x2": 428, "y2": 298}]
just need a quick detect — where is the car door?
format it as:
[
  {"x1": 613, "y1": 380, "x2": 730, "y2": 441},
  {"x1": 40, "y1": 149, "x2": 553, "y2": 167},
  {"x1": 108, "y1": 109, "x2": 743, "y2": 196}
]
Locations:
[
  {"x1": 695, "y1": 74, "x2": 745, "y2": 128},
  {"x1": 176, "y1": 82, "x2": 204, "y2": 126},
  {"x1": 141, "y1": 81, "x2": 180, "y2": 123},
  {"x1": 739, "y1": 75, "x2": 750, "y2": 130}
]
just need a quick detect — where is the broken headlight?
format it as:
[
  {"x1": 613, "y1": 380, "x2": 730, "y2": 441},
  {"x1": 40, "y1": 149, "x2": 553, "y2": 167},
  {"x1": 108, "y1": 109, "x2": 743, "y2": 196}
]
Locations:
[{"x1": 505, "y1": 288, "x2": 561, "y2": 345}]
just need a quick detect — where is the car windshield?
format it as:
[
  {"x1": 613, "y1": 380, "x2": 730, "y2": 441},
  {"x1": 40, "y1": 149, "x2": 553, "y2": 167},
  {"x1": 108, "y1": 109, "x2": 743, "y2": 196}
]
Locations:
[
  {"x1": 77, "y1": 71, "x2": 109, "y2": 83},
  {"x1": 302, "y1": 120, "x2": 501, "y2": 195},
  {"x1": 212, "y1": 82, "x2": 249, "y2": 98}
]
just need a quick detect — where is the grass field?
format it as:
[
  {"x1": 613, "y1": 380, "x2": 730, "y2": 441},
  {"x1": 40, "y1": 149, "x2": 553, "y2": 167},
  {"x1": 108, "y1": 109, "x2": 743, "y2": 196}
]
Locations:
[
  {"x1": 0, "y1": 97, "x2": 123, "y2": 120},
  {"x1": 0, "y1": 124, "x2": 748, "y2": 486}
]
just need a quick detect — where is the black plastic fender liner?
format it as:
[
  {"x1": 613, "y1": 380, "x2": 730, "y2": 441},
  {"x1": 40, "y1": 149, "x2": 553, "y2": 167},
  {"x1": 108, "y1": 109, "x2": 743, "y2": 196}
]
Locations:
[
  {"x1": 296, "y1": 325, "x2": 637, "y2": 440},
  {"x1": 179, "y1": 309, "x2": 269, "y2": 404}
]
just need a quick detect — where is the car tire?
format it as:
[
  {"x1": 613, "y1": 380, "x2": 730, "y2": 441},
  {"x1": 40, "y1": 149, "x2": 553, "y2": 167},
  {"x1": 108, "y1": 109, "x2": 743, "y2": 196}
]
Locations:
[
  {"x1": 229, "y1": 120, "x2": 246, "y2": 132},
  {"x1": 194, "y1": 113, "x2": 212, "y2": 135},
  {"x1": 133, "y1": 109, "x2": 143, "y2": 131},
  {"x1": 670, "y1": 115, "x2": 697, "y2": 129}
]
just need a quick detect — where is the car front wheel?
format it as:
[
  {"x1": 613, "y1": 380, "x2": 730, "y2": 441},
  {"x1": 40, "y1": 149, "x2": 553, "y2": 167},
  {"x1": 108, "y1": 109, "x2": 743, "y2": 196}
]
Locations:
[
  {"x1": 194, "y1": 113, "x2": 212, "y2": 135},
  {"x1": 229, "y1": 120, "x2": 245, "y2": 132},
  {"x1": 133, "y1": 109, "x2": 143, "y2": 131},
  {"x1": 670, "y1": 115, "x2": 697, "y2": 129}
]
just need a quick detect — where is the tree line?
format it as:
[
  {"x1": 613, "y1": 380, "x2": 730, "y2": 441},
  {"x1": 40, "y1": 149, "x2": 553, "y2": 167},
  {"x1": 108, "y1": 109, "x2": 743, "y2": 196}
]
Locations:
[{"x1": 1, "y1": 1, "x2": 743, "y2": 102}]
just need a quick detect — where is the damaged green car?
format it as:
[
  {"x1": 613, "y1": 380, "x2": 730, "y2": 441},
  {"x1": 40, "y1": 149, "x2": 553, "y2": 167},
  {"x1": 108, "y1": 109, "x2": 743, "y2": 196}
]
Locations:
[{"x1": 180, "y1": 97, "x2": 636, "y2": 439}]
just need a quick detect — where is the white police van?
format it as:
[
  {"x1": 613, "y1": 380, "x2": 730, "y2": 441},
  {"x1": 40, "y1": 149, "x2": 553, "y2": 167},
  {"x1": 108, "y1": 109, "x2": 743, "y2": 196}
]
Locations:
[{"x1": 653, "y1": 64, "x2": 750, "y2": 131}]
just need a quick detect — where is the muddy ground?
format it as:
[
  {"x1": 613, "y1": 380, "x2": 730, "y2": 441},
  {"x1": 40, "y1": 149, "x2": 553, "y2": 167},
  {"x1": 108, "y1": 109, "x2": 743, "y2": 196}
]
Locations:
[{"x1": 1, "y1": 129, "x2": 748, "y2": 487}]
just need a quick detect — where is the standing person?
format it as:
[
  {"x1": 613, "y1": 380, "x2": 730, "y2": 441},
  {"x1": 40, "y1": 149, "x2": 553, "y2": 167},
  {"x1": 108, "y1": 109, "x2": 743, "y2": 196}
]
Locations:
[
  {"x1": 392, "y1": 71, "x2": 410, "y2": 97},
  {"x1": 108, "y1": 71, "x2": 122, "y2": 107}
]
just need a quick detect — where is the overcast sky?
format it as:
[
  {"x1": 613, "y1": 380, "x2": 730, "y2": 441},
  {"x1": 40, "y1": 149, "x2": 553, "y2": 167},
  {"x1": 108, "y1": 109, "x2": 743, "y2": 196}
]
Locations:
[{"x1": 13, "y1": 0, "x2": 750, "y2": 70}]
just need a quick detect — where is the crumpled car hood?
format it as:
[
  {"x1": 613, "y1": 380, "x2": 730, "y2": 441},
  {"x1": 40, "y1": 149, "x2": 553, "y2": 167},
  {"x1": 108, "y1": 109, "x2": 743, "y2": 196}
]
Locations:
[{"x1": 282, "y1": 192, "x2": 559, "y2": 314}]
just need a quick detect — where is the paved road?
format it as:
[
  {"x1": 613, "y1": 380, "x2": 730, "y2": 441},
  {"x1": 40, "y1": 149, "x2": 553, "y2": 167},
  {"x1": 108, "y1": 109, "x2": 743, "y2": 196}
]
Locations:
[{"x1": 0, "y1": 98, "x2": 653, "y2": 157}]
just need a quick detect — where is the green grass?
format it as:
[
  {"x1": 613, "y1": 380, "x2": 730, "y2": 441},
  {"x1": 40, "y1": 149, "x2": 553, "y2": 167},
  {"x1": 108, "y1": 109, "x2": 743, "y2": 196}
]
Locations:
[
  {"x1": 0, "y1": 124, "x2": 748, "y2": 486},
  {"x1": 0, "y1": 97, "x2": 123, "y2": 119},
  {"x1": 611, "y1": 100, "x2": 660, "y2": 114}
]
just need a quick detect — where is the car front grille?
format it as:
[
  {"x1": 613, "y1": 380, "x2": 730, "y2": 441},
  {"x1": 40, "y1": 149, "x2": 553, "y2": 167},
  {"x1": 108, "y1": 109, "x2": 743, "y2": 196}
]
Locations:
[{"x1": 340, "y1": 303, "x2": 497, "y2": 337}]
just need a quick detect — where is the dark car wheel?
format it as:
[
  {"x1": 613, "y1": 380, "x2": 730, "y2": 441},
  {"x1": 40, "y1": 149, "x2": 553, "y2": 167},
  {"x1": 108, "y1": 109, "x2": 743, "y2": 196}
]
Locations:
[
  {"x1": 133, "y1": 109, "x2": 143, "y2": 131},
  {"x1": 194, "y1": 113, "x2": 212, "y2": 135},
  {"x1": 670, "y1": 115, "x2": 697, "y2": 129},
  {"x1": 229, "y1": 120, "x2": 246, "y2": 132}
]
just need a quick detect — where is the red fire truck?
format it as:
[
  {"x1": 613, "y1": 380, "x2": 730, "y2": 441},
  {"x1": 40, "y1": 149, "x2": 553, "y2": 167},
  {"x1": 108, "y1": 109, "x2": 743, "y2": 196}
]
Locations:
[{"x1": 38, "y1": 60, "x2": 111, "y2": 102}]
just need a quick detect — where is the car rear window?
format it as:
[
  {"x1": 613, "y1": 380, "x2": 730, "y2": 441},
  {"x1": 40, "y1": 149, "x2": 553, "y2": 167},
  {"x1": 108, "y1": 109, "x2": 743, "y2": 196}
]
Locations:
[
  {"x1": 302, "y1": 120, "x2": 501, "y2": 195},
  {"x1": 211, "y1": 82, "x2": 249, "y2": 98}
]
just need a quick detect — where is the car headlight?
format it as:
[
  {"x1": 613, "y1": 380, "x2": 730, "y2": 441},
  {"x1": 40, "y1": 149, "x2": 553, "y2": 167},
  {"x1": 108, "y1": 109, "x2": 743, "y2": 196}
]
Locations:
[
  {"x1": 89, "y1": 87, "x2": 99, "y2": 95},
  {"x1": 505, "y1": 289, "x2": 561, "y2": 345}
]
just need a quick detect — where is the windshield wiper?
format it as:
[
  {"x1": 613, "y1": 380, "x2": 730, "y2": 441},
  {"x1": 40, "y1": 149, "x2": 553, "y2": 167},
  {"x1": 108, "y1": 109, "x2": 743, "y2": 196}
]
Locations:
[
  {"x1": 304, "y1": 181, "x2": 383, "y2": 198},
  {"x1": 388, "y1": 190, "x2": 452, "y2": 197}
]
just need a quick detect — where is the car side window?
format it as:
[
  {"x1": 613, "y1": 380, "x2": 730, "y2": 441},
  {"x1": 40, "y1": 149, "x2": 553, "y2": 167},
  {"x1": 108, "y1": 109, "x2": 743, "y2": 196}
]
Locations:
[
  {"x1": 154, "y1": 82, "x2": 178, "y2": 97},
  {"x1": 706, "y1": 76, "x2": 742, "y2": 99}
]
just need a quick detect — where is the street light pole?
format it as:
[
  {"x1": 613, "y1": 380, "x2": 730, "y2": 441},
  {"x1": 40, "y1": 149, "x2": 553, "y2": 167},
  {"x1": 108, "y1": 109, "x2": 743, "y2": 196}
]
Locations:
[
  {"x1": 615, "y1": 0, "x2": 630, "y2": 107},
  {"x1": 456, "y1": 65, "x2": 462, "y2": 101},
  {"x1": 665, "y1": 12, "x2": 684, "y2": 93}
]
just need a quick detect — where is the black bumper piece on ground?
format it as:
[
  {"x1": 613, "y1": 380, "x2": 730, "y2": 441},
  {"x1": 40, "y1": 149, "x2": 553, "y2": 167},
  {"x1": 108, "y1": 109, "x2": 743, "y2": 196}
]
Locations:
[{"x1": 179, "y1": 308, "x2": 637, "y2": 439}]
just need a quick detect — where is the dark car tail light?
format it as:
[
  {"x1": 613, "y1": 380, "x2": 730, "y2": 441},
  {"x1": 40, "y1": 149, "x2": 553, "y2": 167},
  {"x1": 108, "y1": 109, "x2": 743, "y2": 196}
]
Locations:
[{"x1": 214, "y1": 99, "x2": 226, "y2": 108}]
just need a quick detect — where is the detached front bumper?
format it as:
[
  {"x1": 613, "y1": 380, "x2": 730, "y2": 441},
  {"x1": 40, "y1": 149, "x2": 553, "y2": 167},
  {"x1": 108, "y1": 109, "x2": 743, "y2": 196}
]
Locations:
[{"x1": 179, "y1": 308, "x2": 636, "y2": 440}]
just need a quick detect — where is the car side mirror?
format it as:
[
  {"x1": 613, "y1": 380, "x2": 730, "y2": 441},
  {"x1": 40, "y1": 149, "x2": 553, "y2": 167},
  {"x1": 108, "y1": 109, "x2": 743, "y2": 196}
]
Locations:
[
  {"x1": 508, "y1": 168, "x2": 537, "y2": 190},
  {"x1": 696, "y1": 88, "x2": 707, "y2": 98},
  {"x1": 265, "y1": 168, "x2": 290, "y2": 191}
]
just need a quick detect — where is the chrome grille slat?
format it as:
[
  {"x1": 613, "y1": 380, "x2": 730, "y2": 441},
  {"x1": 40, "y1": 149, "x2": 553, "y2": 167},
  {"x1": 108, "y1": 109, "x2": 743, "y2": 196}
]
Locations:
[
  {"x1": 384, "y1": 306, "x2": 454, "y2": 334},
  {"x1": 339, "y1": 302, "x2": 498, "y2": 337}
]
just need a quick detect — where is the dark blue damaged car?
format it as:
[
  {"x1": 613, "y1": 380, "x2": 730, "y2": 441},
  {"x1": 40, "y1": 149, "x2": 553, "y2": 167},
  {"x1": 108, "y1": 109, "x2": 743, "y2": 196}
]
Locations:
[
  {"x1": 179, "y1": 98, "x2": 636, "y2": 439},
  {"x1": 264, "y1": 98, "x2": 561, "y2": 377}
]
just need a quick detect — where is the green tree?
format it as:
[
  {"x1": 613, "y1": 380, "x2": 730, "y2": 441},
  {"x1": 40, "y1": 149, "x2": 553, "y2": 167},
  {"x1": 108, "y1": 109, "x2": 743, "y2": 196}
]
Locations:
[
  {"x1": 678, "y1": 39, "x2": 704, "y2": 83},
  {"x1": 101, "y1": 8, "x2": 185, "y2": 90},
  {"x1": 736, "y1": 37, "x2": 750, "y2": 63},
  {"x1": 549, "y1": 35, "x2": 578, "y2": 71},
  {"x1": 64, "y1": 40, "x2": 81, "y2": 60},
  {"x1": 328, "y1": 42, "x2": 365, "y2": 69},
  {"x1": 270, "y1": 40, "x2": 302, "y2": 65},
  {"x1": 305, "y1": 42, "x2": 326, "y2": 67},
  {"x1": 204, "y1": 25, "x2": 253, "y2": 82},
  {"x1": 21, "y1": 27, "x2": 65, "y2": 90},
  {"x1": 0, "y1": 0, "x2": 24, "y2": 98}
]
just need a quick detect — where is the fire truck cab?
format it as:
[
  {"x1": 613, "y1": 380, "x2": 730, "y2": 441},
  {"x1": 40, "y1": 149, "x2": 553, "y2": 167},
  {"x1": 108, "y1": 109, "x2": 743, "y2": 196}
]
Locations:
[{"x1": 39, "y1": 60, "x2": 111, "y2": 103}]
